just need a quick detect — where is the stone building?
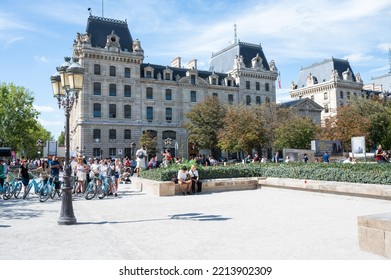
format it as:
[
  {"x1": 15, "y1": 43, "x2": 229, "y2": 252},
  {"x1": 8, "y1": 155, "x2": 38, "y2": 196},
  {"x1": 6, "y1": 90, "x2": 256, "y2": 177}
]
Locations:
[
  {"x1": 68, "y1": 15, "x2": 278, "y2": 159},
  {"x1": 289, "y1": 58, "x2": 364, "y2": 123}
]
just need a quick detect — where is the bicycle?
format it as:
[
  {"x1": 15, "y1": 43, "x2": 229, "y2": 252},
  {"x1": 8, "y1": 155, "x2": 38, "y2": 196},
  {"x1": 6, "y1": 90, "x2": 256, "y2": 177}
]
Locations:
[
  {"x1": 6, "y1": 172, "x2": 23, "y2": 199},
  {"x1": 23, "y1": 172, "x2": 43, "y2": 199},
  {"x1": 39, "y1": 176, "x2": 63, "y2": 202},
  {"x1": 0, "y1": 181, "x2": 12, "y2": 200},
  {"x1": 85, "y1": 174, "x2": 111, "y2": 200}
]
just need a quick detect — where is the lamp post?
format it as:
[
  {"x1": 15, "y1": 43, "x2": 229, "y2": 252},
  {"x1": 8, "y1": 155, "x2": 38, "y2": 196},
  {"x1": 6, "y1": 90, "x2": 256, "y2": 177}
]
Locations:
[
  {"x1": 50, "y1": 57, "x2": 84, "y2": 225},
  {"x1": 36, "y1": 139, "x2": 43, "y2": 158}
]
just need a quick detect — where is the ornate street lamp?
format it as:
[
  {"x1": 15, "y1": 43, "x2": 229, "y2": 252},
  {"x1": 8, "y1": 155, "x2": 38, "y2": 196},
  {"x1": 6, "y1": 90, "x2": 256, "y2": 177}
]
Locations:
[
  {"x1": 36, "y1": 139, "x2": 43, "y2": 157},
  {"x1": 50, "y1": 57, "x2": 84, "y2": 225}
]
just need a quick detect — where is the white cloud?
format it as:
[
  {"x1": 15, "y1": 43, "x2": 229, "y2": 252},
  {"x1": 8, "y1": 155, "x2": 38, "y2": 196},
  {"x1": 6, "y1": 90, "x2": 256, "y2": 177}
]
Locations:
[
  {"x1": 34, "y1": 105, "x2": 55, "y2": 112},
  {"x1": 34, "y1": 56, "x2": 48, "y2": 63}
]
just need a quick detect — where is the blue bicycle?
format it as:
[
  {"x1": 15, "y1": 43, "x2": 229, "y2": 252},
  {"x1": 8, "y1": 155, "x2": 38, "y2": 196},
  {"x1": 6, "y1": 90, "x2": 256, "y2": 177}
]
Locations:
[
  {"x1": 85, "y1": 175, "x2": 111, "y2": 200},
  {"x1": 39, "y1": 176, "x2": 63, "y2": 202},
  {"x1": 1, "y1": 181, "x2": 12, "y2": 200},
  {"x1": 23, "y1": 176, "x2": 44, "y2": 199}
]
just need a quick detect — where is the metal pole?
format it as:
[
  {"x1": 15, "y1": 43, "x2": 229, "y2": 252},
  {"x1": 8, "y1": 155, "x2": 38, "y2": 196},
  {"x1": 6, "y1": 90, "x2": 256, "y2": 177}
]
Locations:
[{"x1": 58, "y1": 91, "x2": 76, "y2": 225}]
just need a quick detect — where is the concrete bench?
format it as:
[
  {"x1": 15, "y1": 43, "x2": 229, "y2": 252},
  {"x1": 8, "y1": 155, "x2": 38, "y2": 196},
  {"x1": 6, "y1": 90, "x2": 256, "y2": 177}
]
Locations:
[
  {"x1": 132, "y1": 177, "x2": 260, "y2": 196},
  {"x1": 357, "y1": 213, "x2": 391, "y2": 258}
]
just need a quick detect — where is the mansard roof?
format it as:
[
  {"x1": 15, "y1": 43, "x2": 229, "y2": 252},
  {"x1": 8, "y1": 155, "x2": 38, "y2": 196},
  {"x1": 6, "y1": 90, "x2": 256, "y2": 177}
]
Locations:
[
  {"x1": 85, "y1": 15, "x2": 133, "y2": 51},
  {"x1": 209, "y1": 41, "x2": 270, "y2": 73},
  {"x1": 280, "y1": 98, "x2": 324, "y2": 111},
  {"x1": 296, "y1": 58, "x2": 357, "y2": 88},
  {"x1": 141, "y1": 63, "x2": 229, "y2": 81}
]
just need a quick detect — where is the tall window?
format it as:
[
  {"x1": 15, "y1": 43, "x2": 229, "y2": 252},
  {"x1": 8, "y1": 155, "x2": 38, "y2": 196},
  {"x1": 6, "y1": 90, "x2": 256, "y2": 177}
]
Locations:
[
  {"x1": 124, "y1": 105, "x2": 131, "y2": 119},
  {"x1": 109, "y1": 84, "x2": 116, "y2": 96},
  {"x1": 94, "y1": 64, "x2": 101, "y2": 75},
  {"x1": 93, "y1": 148, "x2": 102, "y2": 158},
  {"x1": 265, "y1": 83, "x2": 270, "y2": 91},
  {"x1": 190, "y1": 91, "x2": 197, "y2": 102},
  {"x1": 124, "y1": 67, "x2": 131, "y2": 78},
  {"x1": 146, "y1": 87, "x2": 153, "y2": 99},
  {"x1": 109, "y1": 129, "x2": 116, "y2": 140},
  {"x1": 246, "y1": 81, "x2": 250, "y2": 89},
  {"x1": 146, "y1": 71, "x2": 152, "y2": 78},
  {"x1": 109, "y1": 104, "x2": 116, "y2": 118},
  {"x1": 324, "y1": 92, "x2": 328, "y2": 100},
  {"x1": 93, "y1": 82, "x2": 101, "y2": 95},
  {"x1": 166, "y1": 108, "x2": 172, "y2": 122},
  {"x1": 147, "y1": 107, "x2": 153, "y2": 121},
  {"x1": 191, "y1": 75, "x2": 196, "y2": 85},
  {"x1": 228, "y1": 94, "x2": 234, "y2": 105},
  {"x1": 124, "y1": 129, "x2": 131, "y2": 140},
  {"x1": 109, "y1": 148, "x2": 116, "y2": 157},
  {"x1": 93, "y1": 129, "x2": 101, "y2": 140},
  {"x1": 93, "y1": 103, "x2": 101, "y2": 117},
  {"x1": 124, "y1": 85, "x2": 131, "y2": 97},
  {"x1": 110, "y1": 66, "x2": 116, "y2": 76},
  {"x1": 246, "y1": 95, "x2": 251, "y2": 105},
  {"x1": 324, "y1": 104, "x2": 329, "y2": 113},
  {"x1": 165, "y1": 89, "x2": 172, "y2": 100},
  {"x1": 256, "y1": 82, "x2": 260, "y2": 91},
  {"x1": 256, "y1": 96, "x2": 261, "y2": 105},
  {"x1": 212, "y1": 77, "x2": 217, "y2": 85},
  {"x1": 347, "y1": 92, "x2": 351, "y2": 99},
  {"x1": 340, "y1": 91, "x2": 344, "y2": 99}
]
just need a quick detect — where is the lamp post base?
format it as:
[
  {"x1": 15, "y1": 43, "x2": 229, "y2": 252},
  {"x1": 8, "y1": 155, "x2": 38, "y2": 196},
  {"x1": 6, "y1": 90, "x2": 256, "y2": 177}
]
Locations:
[{"x1": 57, "y1": 185, "x2": 77, "y2": 225}]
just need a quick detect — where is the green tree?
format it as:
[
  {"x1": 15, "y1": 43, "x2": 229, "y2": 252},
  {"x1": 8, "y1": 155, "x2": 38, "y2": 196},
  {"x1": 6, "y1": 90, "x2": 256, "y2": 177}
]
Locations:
[
  {"x1": 140, "y1": 131, "x2": 157, "y2": 157},
  {"x1": 218, "y1": 105, "x2": 263, "y2": 154},
  {"x1": 184, "y1": 96, "x2": 226, "y2": 157},
  {"x1": 274, "y1": 117, "x2": 320, "y2": 149},
  {"x1": 0, "y1": 82, "x2": 52, "y2": 157},
  {"x1": 58, "y1": 131, "x2": 65, "y2": 146}
]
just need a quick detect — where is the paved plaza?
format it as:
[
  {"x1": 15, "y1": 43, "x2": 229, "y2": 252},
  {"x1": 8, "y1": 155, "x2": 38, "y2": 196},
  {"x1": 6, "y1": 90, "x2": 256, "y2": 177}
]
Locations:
[{"x1": 1, "y1": 178, "x2": 391, "y2": 260}]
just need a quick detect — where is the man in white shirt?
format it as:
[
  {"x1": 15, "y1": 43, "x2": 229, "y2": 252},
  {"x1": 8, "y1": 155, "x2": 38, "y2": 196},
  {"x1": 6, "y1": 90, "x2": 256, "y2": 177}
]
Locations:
[{"x1": 135, "y1": 145, "x2": 147, "y2": 177}]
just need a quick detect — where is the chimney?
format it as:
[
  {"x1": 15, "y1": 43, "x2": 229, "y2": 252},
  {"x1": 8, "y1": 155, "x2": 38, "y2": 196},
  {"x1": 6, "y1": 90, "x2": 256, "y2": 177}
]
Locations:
[
  {"x1": 187, "y1": 59, "x2": 197, "y2": 69},
  {"x1": 171, "y1": 57, "x2": 181, "y2": 68}
]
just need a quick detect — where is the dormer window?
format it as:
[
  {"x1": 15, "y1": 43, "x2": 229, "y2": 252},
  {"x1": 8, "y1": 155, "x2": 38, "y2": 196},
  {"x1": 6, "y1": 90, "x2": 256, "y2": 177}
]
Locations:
[{"x1": 144, "y1": 66, "x2": 155, "y2": 79}]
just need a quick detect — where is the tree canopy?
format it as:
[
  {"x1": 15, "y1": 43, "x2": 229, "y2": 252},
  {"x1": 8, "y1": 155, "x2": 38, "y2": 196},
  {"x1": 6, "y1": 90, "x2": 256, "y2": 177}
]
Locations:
[{"x1": 0, "y1": 82, "x2": 52, "y2": 158}]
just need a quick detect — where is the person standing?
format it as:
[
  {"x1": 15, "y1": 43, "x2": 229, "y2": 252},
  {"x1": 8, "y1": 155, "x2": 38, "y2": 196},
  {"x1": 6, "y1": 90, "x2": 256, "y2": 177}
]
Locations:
[
  {"x1": 135, "y1": 145, "x2": 147, "y2": 177},
  {"x1": 0, "y1": 158, "x2": 5, "y2": 190},
  {"x1": 302, "y1": 153, "x2": 309, "y2": 163},
  {"x1": 74, "y1": 156, "x2": 88, "y2": 194},
  {"x1": 18, "y1": 159, "x2": 30, "y2": 193},
  {"x1": 375, "y1": 144, "x2": 384, "y2": 164},
  {"x1": 49, "y1": 156, "x2": 62, "y2": 190},
  {"x1": 322, "y1": 151, "x2": 330, "y2": 163}
]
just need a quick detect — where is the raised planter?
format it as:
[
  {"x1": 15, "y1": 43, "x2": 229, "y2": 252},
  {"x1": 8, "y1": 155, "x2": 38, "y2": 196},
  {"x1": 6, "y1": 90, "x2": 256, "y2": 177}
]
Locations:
[{"x1": 357, "y1": 213, "x2": 391, "y2": 258}]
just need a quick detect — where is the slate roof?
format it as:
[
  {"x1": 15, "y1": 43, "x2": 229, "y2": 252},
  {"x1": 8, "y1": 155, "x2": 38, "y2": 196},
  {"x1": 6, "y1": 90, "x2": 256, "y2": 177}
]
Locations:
[
  {"x1": 85, "y1": 15, "x2": 133, "y2": 51},
  {"x1": 141, "y1": 63, "x2": 229, "y2": 82},
  {"x1": 279, "y1": 98, "x2": 323, "y2": 110},
  {"x1": 209, "y1": 41, "x2": 270, "y2": 73},
  {"x1": 296, "y1": 58, "x2": 356, "y2": 88}
]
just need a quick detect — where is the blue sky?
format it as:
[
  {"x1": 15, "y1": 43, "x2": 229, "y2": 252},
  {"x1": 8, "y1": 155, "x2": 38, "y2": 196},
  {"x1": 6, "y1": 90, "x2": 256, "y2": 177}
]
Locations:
[{"x1": 1, "y1": 0, "x2": 391, "y2": 139}]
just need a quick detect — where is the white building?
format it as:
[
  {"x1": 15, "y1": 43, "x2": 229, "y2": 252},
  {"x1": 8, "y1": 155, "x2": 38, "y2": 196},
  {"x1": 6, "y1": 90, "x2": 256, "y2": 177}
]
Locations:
[
  {"x1": 289, "y1": 58, "x2": 364, "y2": 123},
  {"x1": 67, "y1": 15, "x2": 278, "y2": 160}
]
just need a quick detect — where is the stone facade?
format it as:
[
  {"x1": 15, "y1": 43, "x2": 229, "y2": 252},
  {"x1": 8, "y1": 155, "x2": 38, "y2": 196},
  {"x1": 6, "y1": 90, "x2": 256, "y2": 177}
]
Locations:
[
  {"x1": 67, "y1": 15, "x2": 278, "y2": 160},
  {"x1": 289, "y1": 58, "x2": 363, "y2": 124}
]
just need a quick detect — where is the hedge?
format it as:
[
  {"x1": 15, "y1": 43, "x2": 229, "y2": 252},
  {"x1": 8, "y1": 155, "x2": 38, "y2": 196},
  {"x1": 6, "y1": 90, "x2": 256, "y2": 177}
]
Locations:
[{"x1": 140, "y1": 162, "x2": 391, "y2": 185}]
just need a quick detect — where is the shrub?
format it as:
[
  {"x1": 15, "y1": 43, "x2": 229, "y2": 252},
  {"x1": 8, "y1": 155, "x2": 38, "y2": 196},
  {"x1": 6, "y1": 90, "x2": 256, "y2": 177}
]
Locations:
[{"x1": 141, "y1": 162, "x2": 391, "y2": 185}]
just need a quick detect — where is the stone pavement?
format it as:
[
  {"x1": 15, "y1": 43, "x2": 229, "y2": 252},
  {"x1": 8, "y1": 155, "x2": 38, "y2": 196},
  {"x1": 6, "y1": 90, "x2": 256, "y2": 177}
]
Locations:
[{"x1": 1, "y1": 177, "x2": 391, "y2": 260}]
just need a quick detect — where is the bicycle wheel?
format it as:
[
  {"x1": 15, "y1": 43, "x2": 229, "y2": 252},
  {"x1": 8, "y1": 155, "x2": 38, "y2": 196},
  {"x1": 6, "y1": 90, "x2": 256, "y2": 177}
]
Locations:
[
  {"x1": 49, "y1": 185, "x2": 57, "y2": 199},
  {"x1": 23, "y1": 183, "x2": 33, "y2": 199},
  {"x1": 3, "y1": 182, "x2": 12, "y2": 200},
  {"x1": 85, "y1": 181, "x2": 96, "y2": 200},
  {"x1": 39, "y1": 184, "x2": 51, "y2": 202},
  {"x1": 98, "y1": 183, "x2": 108, "y2": 199},
  {"x1": 14, "y1": 182, "x2": 22, "y2": 198}
]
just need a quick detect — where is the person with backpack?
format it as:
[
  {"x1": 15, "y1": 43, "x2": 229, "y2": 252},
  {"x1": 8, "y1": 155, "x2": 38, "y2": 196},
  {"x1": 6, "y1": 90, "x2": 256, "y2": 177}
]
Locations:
[{"x1": 135, "y1": 145, "x2": 147, "y2": 177}]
